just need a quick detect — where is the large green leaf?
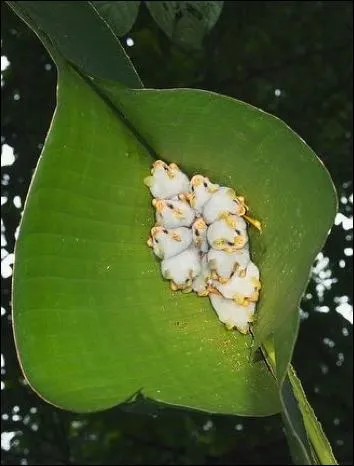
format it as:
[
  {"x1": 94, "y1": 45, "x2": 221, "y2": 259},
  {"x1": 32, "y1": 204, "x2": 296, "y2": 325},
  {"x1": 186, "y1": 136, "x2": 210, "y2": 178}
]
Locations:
[
  {"x1": 9, "y1": 2, "x2": 339, "y2": 463},
  {"x1": 9, "y1": 2, "x2": 335, "y2": 458},
  {"x1": 91, "y1": 82, "x2": 338, "y2": 383},
  {"x1": 13, "y1": 59, "x2": 280, "y2": 415},
  {"x1": 9, "y1": 1, "x2": 339, "y2": 461}
]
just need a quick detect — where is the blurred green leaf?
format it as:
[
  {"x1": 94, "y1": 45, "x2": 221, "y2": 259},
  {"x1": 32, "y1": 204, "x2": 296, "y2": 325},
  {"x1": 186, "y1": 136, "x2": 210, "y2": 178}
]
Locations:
[
  {"x1": 91, "y1": 1, "x2": 141, "y2": 37},
  {"x1": 145, "y1": 1, "x2": 224, "y2": 49},
  {"x1": 8, "y1": 0, "x2": 142, "y2": 87}
]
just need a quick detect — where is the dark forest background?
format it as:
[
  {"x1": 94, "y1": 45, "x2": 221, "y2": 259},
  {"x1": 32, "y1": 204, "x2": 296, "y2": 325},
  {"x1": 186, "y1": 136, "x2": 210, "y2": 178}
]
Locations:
[{"x1": 1, "y1": 1, "x2": 353, "y2": 464}]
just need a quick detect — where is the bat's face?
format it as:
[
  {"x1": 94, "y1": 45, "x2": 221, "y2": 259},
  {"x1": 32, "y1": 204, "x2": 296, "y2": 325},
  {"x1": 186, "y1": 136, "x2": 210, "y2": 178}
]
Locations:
[
  {"x1": 191, "y1": 175, "x2": 218, "y2": 192},
  {"x1": 192, "y1": 217, "x2": 207, "y2": 247},
  {"x1": 148, "y1": 226, "x2": 168, "y2": 259},
  {"x1": 188, "y1": 175, "x2": 219, "y2": 210},
  {"x1": 152, "y1": 160, "x2": 181, "y2": 179}
]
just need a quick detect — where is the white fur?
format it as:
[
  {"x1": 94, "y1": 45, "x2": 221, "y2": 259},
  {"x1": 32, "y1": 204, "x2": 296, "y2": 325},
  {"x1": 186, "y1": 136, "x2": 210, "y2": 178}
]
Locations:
[
  {"x1": 192, "y1": 218, "x2": 209, "y2": 253},
  {"x1": 209, "y1": 294, "x2": 255, "y2": 333},
  {"x1": 207, "y1": 248, "x2": 250, "y2": 281},
  {"x1": 150, "y1": 227, "x2": 192, "y2": 259},
  {"x1": 146, "y1": 162, "x2": 190, "y2": 199},
  {"x1": 203, "y1": 187, "x2": 245, "y2": 224},
  {"x1": 189, "y1": 175, "x2": 219, "y2": 214},
  {"x1": 161, "y1": 246, "x2": 201, "y2": 288},
  {"x1": 207, "y1": 218, "x2": 248, "y2": 251},
  {"x1": 213, "y1": 261, "x2": 260, "y2": 302},
  {"x1": 192, "y1": 254, "x2": 211, "y2": 295},
  {"x1": 155, "y1": 199, "x2": 195, "y2": 228},
  {"x1": 145, "y1": 161, "x2": 261, "y2": 334}
]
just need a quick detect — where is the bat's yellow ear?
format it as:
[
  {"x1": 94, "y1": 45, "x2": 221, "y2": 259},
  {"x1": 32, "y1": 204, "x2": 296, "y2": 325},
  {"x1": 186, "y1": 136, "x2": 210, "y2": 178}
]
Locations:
[
  {"x1": 153, "y1": 199, "x2": 165, "y2": 212},
  {"x1": 193, "y1": 217, "x2": 207, "y2": 230},
  {"x1": 208, "y1": 184, "x2": 219, "y2": 193},
  {"x1": 153, "y1": 160, "x2": 166, "y2": 169},
  {"x1": 219, "y1": 212, "x2": 236, "y2": 228},
  {"x1": 191, "y1": 175, "x2": 204, "y2": 186},
  {"x1": 182, "y1": 192, "x2": 193, "y2": 202},
  {"x1": 151, "y1": 226, "x2": 162, "y2": 236},
  {"x1": 171, "y1": 232, "x2": 182, "y2": 242}
]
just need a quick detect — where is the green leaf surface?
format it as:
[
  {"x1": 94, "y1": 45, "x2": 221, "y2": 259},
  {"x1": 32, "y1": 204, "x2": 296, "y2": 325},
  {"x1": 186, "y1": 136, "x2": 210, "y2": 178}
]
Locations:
[
  {"x1": 91, "y1": 1, "x2": 141, "y2": 37},
  {"x1": 8, "y1": 0, "x2": 142, "y2": 87},
  {"x1": 92, "y1": 82, "x2": 338, "y2": 384},
  {"x1": 145, "y1": 1, "x2": 224, "y2": 49},
  {"x1": 13, "y1": 59, "x2": 280, "y2": 415}
]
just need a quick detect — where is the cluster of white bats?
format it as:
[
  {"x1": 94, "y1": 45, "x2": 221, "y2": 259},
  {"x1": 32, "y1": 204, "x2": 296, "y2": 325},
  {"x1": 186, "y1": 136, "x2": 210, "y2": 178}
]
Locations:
[{"x1": 144, "y1": 160, "x2": 262, "y2": 334}]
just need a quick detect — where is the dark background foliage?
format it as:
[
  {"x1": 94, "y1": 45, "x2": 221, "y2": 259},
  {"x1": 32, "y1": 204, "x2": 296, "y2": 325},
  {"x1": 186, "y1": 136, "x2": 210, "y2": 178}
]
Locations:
[{"x1": 1, "y1": 1, "x2": 352, "y2": 464}]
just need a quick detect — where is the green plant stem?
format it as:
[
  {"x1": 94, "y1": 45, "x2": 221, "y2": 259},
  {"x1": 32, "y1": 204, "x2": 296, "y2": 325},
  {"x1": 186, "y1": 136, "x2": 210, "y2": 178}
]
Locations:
[
  {"x1": 261, "y1": 339, "x2": 337, "y2": 465},
  {"x1": 287, "y1": 364, "x2": 337, "y2": 465}
]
